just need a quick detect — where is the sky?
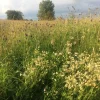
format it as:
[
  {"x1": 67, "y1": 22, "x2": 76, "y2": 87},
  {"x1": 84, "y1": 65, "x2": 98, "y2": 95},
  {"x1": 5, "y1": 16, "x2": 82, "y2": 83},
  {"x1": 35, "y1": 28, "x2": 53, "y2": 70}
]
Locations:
[{"x1": 0, "y1": 0, "x2": 100, "y2": 20}]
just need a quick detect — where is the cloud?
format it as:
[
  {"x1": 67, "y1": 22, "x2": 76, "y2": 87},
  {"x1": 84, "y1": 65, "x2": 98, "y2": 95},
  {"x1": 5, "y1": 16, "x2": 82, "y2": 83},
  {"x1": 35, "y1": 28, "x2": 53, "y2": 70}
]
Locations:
[
  {"x1": 0, "y1": 0, "x2": 11, "y2": 14},
  {"x1": 0, "y1": 0, "x2": 100, "y2": 19},
  {"x1": 0, "y1": 0, "x2": 75, "y2": 19},
  {"x1": 53, "y1": 0, "x2": 75, "y2": 5}
]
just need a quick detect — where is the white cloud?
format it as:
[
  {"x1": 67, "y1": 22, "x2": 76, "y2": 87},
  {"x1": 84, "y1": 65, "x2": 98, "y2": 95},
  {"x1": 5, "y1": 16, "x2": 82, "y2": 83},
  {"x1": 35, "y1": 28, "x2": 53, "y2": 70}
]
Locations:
[
  {"x1": 53, "y1": 0, "x2": 75, "y2": 5},
  {"x1": 0, "y1": 0, "x2": 12, "y2": 14},
  {"x1": 0, "y1": 0, "x2": 75, "y2": 13},
  {"x1": 0, "y1": 0, "x2": 100, "y2": 19}
]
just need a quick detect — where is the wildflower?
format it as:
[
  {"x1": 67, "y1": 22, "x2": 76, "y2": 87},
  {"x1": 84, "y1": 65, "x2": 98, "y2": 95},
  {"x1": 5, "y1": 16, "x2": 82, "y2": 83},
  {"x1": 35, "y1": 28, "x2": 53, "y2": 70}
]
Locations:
[
  {"x1": 70, "y1": 36, "x2": 74, "y2": 40},
  {"x1": 54, "y1": 53, "x2": 57, "y2": 56},
  {"x1": 59, "y1": 52, "x2": 62, "y2": 56},
  {"x1": 81, "y1": 35, "x2": 85, "y2": 39},
  {"x1": 51, "y1": 39, "x2": 55, "y2": 45},
  {"x1": 74, "y1": 52, "x2": 78, "y2": 57},
  {"x1": 67, "y1": 41, "x2": 72, "y2": 47}
]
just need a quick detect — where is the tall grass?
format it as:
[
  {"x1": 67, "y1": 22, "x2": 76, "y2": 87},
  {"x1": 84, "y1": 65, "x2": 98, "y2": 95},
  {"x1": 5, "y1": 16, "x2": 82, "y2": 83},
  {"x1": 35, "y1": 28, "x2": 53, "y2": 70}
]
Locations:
[{"x1": 0, "y1": 18, "x2": 100, "y2": 100}]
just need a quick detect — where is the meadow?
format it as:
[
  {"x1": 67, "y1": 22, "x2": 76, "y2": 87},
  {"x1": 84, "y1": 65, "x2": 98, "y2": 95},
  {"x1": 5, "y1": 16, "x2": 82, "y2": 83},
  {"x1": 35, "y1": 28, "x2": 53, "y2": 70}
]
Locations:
[{"x1": 0, "y1": 18, "x2": 100, "y2": 100}]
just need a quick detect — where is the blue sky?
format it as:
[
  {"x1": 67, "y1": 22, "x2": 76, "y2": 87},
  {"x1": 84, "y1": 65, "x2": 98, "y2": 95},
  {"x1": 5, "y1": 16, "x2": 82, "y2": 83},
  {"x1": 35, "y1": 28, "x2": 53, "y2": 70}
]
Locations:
[{"x1": 0, "y1": 0, "x2": 100, "y2": 19}]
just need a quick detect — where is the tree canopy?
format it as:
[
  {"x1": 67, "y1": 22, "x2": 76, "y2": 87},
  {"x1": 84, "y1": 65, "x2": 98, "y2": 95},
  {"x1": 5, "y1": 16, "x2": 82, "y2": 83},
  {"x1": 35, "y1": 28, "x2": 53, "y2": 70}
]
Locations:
[
  {"x1": 6, "y1": 10, "x2": 24, "y2": 20},
  {"x1": 37, "y1": 0, "x2": 55, "y2": 20}
]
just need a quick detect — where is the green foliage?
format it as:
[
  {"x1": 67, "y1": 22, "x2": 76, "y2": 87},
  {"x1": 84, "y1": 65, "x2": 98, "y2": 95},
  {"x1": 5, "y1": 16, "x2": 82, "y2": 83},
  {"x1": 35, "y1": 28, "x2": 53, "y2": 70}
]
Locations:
[
  {"x1": 38, "y1": 0, "x2": 55, "y2": 20},
  {"x1": 0, "y1": 19, "x2": 100, "y2": 100},
  {"x1": 6, "y1": 10, "x2": 24, "y2": 20}
]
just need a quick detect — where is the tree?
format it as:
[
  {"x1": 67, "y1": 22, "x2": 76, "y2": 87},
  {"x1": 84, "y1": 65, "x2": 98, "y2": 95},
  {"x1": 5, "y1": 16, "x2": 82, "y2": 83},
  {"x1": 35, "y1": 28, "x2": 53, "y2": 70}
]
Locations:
[
  {"x1": 38, "y1": 0, "x2": 55, "y2": 20},
  {"x1": 6, "y1": 10, "x2": 24, "y2": 20}
]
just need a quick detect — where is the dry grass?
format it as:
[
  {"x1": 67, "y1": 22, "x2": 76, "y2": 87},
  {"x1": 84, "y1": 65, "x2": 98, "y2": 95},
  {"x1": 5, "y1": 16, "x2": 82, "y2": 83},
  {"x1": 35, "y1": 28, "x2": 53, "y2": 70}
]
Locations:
[{"x1": 0, "y1": 18, "x2": 100, "y2": 100}]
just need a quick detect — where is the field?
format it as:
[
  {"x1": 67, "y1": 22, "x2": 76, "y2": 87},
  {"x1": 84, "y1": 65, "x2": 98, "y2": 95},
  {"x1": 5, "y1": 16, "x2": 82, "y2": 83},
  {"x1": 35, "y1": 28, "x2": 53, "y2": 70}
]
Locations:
[{"x1": 0, "y1": 18, "x2": 100, "y2": 100}]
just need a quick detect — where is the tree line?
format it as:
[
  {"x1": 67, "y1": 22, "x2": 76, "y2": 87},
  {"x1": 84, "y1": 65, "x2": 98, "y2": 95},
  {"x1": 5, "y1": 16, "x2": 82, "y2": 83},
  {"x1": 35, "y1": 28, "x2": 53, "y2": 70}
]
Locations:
[{"x1": 6, "y1": 0, "x2": 55, "y2": 20}]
